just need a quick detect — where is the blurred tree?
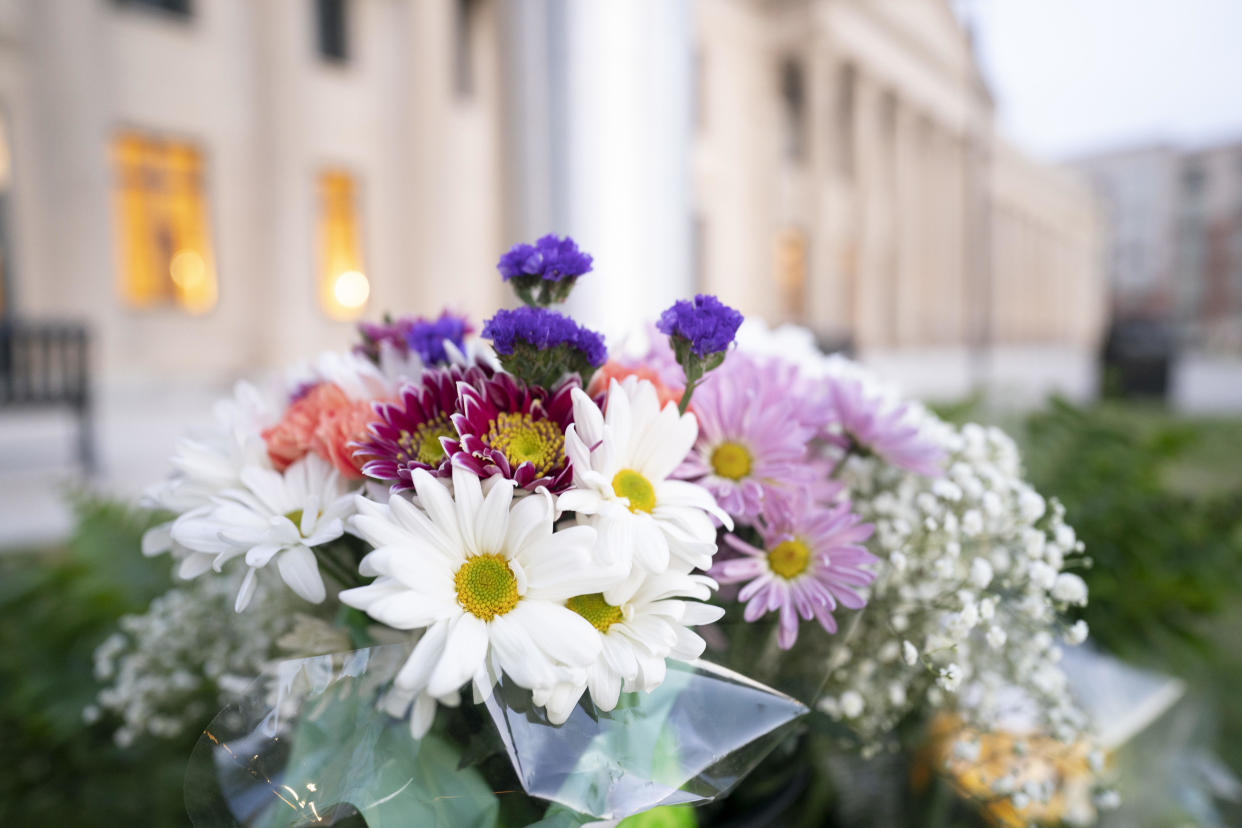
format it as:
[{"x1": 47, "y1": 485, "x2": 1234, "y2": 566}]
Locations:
[{"x1": 0, "y1": 496, "x2": 193, "y2": 827}]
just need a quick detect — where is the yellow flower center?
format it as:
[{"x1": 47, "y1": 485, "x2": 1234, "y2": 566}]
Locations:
[
  {"x1": 398, "y1": 417, "x2": 455, "y2": 466},
  {"x1": 611, "y1": 468, "x2": 656, "y2": 513},
  {"x1": 711, "y1": 441, "x2": 753, "y2": 481},
  {"x1": 453, "y1": 553, "x2": 520, "y2": 621},
  {"x1": 767, "y1": 538, "x2": 812, "y2": 579},
  {"x1": 283, "y1": 509, "x2": 319, "y2": 537},
  {"x1": 567, "y1": 593, "x2": 625, "y2": 633},
  {"x1": 485, "y1": 412, "x2": 565, "y2": 477}
]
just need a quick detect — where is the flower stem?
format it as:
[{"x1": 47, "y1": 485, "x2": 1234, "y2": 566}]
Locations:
[{"x1": 677, "y1": 379, "x2": 698, "y2": 415}]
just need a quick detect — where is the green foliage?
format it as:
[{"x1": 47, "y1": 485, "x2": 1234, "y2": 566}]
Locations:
[
  {"x1": 1020, "y1": 399, "x2": 1242, "y2": 661},
  {"x1": 618, "y1": 804, "x2": 698, "y2": 828},
  {"x1": 0, "y1": 496, "x2": 194, "y2": 827}
]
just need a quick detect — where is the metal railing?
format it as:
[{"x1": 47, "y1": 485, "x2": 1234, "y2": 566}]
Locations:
[{"x1": 0, "y1": 320, "x2": 95, "y2": 471}]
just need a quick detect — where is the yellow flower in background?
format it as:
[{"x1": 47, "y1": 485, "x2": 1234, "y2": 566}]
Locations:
[{"x1": 918, "y1": 714, "x2": 1099, "y2": 827}]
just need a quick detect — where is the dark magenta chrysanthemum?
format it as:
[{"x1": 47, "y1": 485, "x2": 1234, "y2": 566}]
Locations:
[
  {"x1": 443, "y1": 372, "x2": 577, "y2": 492},
  {"x1": 353, "y1": 363, "x2": 490, "y2": 491}
]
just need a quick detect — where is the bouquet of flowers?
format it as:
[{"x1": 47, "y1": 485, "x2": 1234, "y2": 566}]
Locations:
[{"x1": 93, "y1": 235, "x2": 1115, "y2": 826}]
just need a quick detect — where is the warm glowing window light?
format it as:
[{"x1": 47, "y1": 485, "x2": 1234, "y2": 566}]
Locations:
[
  {"x1": 774, "y1": 227, "x2": 807, "y2": 320},
  {"x1": 112, "y1": 132, "x2": 217, "y2": 314},
  {"x1": 317, "y1": 170, "x2": 368, "y2": 319}
]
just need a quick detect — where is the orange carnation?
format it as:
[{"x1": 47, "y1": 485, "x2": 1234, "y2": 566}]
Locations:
[{"x1": 262, "y1": 383, "x2": 377, "y2": 479}]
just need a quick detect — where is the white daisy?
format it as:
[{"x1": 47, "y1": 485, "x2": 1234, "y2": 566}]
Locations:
[
  {"x1": 557, "y1": 377, "x2": 731, "y2": 574},
  {"x1": 339, "y1": 466, "x2": 613, "y2": 706},
  {"x1": 533, "y1": 569, "x2": 725, "y2": 724},
  {"x1": 142, "y1": 381, "x2": 277, "y2": 558},
  {"x1": 170, "y1": 453, "x2": 358, "y2": 612}
]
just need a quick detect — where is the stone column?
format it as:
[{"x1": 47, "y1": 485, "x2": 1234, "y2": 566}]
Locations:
[
  {"x1": 852, "y1": 71, "x2": 890, "y2": 350},
  {"x1": 893, "y1": 101, "x2": 922, "y2": 348}
]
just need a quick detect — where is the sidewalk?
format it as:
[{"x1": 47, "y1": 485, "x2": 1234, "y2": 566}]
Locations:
[{"x1": 0, "y1": 382, "x2": 227, "y2": 550}]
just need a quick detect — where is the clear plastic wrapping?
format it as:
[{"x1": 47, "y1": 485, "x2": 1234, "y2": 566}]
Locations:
[{"x1": 185, "y1": 645, "x2": 808, "y2": 826}]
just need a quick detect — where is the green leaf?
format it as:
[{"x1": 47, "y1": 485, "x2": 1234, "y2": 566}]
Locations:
[
  {"x1": 243, "y1": 684, "x2": 499, "y2": 828},
  {"x1": 617, "y1": 804, "x2": 698, "y2": 828}
]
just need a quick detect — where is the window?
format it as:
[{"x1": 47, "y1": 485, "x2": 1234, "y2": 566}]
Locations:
[
  {"x1": 112, "y1": 132, "x2": 217, "y2": 314},
  {"x1": 315, "y1": 0, "x2": 349, "y2": 63},
  {"x1": 114, "y1": 0, "x2": 192, "y2": 17},
  {"x1": 780, "y1": 58, "x2": 806, "y2": 163},
  {"x1": 774, "y1": 227, "x2": 807, "y2": 320},
  {"x1": 454, "y1": 0, "x2": 482, "y2": 98},
  {"x1": 1182, "y1": 163, "x2": 1205, "y2": 197},
  {"x1": 317, "y1": 170, "x2": 369, "y2": 319}
]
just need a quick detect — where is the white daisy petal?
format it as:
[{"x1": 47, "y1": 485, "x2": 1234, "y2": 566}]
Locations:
[
  {"x1": 394, "y1": 620, "x2": 452, "y2": 690},
  {"x1": 569, "y1": 387, "x2": 605, "y2": 448},
  {"x1": 427, "y1": 613, "x2": 489, "y2": 697},
  {"x1": 475, "y1": 477, "x2": 515, "y2": 555},
  {"x1": 505, "y1": 491, "x2": 555, "y2": 553},
  {"x1": 234, "y1": 567, "x2": 259, "y2": 612},
  {"x1": 277, "y1": 545, "x2": 326, "y2": 603},
  {"x1": 449, "y1": 467, "x2": 485, "y2": 556},
  {"x1": 411, "y1": 470, "x2": 462, "y2": 553},
  {"x1": 388, "y1": 492, "x2": 457, "y2": 557},
  {"x1": 514, "y1": 602, "x2": 601, "y2": 667}
]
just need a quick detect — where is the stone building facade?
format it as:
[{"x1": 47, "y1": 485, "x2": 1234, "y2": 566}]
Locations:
[
  {"x1": 0, "y1": 0, "x2": 1105, "y2": 401},
  {"x1": 0, "y1": 0, "x2": 509, "y2": 384},
  {"x1": 691, "y1": 0, "x2": 1105, "y2": 399}
]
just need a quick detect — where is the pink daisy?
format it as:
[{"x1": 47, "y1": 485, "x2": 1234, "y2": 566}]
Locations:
[
  {"x1": 677, "y1": 352, "x2": 824, "y2": 524},
  {"x1": 821, "y1": 376, "x2": 946, "y2": 477},
  {"x1": 714, "y1": 501, "x2": 876, "y2": 649}
]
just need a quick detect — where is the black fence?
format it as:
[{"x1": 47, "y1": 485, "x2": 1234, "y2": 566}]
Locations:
[
  {"x1": 0, "y1": 320, "x2": 95, "y2": 471},
  {"x1": 1101, "y1": 318, "x2": 1175, "y2": 400}
]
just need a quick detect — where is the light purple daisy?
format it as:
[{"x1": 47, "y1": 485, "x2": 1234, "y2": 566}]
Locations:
[
  {"x1": 821, "y1": 376, "x2": 946, "y2": 477},
  {"x1": 353, "y1": 363, "x2": 491, "y2": 492},
  {"x1": 677, "y1": 352, "x2": 824, "y2": 524},
  {"x1": 714, "y1": 501, "x2": 876, "y2": 649},
  {"x1": 444, "y1": 372, "x2": 577, "y2": 492}
]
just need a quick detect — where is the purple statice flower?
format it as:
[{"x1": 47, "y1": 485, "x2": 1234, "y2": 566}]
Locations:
[
  {"x1": 355, "y1": 311, "x2": 472, "y2": 368},
  {"x1": 657, "y1": 294, "x2": 744, "y2": 358},
  {"x1": 482, "y1": 306, "x2": 607, "y2": 388},
  {"x1": 677, "y1": 352, "x2": 827, "y2": 524},
  {"x1": 713, "y1": 501, "x2": 876, "y2": 649},
  {"x1": 443, "y1": 371, "x2": 577, "y2": 492},
  {"x1": 405, "y1": 310, "x2": 473, "y2": 366},
  {"x1": 498, "y1": 234, "x2": 594, "y2": 283},
  {"x1": 355, "y1": 316, "x2": 415, "y2": 363},
  {"x1": 821, "y1": 376, "x2": 946, "y2": 477},
  {"x1": 352, "y1": 363, "x2": 491, "y2": 491},
  {"x1": 482, "y1": 306, "x2": 607, "y2": 366}
]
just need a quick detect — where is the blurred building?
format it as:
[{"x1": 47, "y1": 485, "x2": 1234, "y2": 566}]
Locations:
[
  {"x1": 1072, "y1": 138, "x2": 1242, "y2": 353},
  {"x1": 0, "y1": 0, "x2": 508, "y2": 384},
  {"x1": 691, "y1": 0, "x2": 1105, "y2": 400},
  {"x1": 0, "y1": 0, "x2": 1106, "y2": 394}
]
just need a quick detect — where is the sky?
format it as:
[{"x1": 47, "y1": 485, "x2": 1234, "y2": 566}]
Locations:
[{"x1": 961, "y1": 0, "x2": 1242, "y2": 161}]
